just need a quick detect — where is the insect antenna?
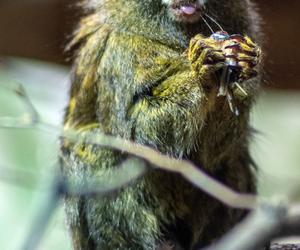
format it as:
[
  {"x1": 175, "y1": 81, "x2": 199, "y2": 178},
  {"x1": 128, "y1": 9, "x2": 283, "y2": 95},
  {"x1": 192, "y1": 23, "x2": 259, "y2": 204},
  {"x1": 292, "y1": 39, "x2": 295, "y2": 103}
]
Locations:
[
  {"x1": 203, "y1": 13, "x2": 224, "y2": 31},
  {"x1": 201, "y1": 16, "x2": 215, "y2": 34},
  {"x1": 202, "y1": 13, "x2": 243, "y2": 116}
]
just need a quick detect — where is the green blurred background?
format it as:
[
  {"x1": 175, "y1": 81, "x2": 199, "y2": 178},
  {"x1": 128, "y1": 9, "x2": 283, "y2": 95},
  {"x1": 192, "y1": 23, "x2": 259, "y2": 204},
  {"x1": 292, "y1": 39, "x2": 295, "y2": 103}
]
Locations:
[{"x1": 0, "y1": 1, "x2": 300, "y2": 249}]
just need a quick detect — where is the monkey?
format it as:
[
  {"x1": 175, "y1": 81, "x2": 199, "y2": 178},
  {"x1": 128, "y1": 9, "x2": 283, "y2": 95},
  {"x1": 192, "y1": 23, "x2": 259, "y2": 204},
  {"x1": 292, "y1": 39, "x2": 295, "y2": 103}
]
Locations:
[{"x1": 60, "y1": 0, "x2": 262, "y2": 249}]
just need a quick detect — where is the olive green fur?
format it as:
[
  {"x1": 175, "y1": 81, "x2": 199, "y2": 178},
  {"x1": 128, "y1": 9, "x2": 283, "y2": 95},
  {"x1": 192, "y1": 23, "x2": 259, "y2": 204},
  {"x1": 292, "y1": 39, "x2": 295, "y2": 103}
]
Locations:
[{"x1": 61, "y1": 0, "x2": 261, "y2": 249}]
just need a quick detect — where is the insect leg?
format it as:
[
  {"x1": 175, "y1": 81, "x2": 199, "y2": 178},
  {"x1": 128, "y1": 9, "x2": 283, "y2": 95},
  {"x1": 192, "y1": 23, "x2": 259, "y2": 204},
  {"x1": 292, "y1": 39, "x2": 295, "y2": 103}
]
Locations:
[{"x1": 226, "y1": 89, "x2": 239, "y2": 116}]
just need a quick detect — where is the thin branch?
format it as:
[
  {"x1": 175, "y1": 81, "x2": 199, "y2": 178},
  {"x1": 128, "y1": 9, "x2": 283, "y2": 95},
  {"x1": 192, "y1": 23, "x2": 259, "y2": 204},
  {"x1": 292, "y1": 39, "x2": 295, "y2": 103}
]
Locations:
[
  {"x1": 13, "y1": 83, "x2": 40, "y2": 123},
  {"x1": 19, "y1": 158, "x2": 146, "y2": 250},
  {"x1": 0, "y1": 116, "x2": 36, "y2": 129},
  {"x1": 0, "y1": 82, "x2": 39, "y2": 129},
  {"x1": 202, "y1": 204, "x2": 300, "y2": 250},
  {"x1": 270, "y1": 244, "x2": 300, "y2": 250},
  {"x1": 0, "y1": 83, "x2": 258, "y2": 209},
  {"x1": 66, "y1": 130, "x2": 258, "y2": 209},
  {"x1": 1, "y1": 76, "x2": 300, "y2": 250},
  {"x1": 0, "y1": 165, "x2": 38, "y2": 189},
  {"x1": 274, "y1": 205, "x2": 300, "y2": 238},
  {"x1": 202, "y1": 203, "x2": 287, "y2": 250},
  {"x1": 21, "y1": 176, "x2": 62, "y2": 250},
  {"x1": 63, "y1": 157, "x2": 147, "y2": 197}
]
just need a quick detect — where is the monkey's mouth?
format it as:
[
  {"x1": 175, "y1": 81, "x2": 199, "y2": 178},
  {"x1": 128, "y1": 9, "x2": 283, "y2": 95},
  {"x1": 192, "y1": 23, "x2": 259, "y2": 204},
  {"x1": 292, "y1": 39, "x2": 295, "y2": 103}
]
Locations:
[{"x1": 170, "y1": 2, "x2": 203, "y2": 23}]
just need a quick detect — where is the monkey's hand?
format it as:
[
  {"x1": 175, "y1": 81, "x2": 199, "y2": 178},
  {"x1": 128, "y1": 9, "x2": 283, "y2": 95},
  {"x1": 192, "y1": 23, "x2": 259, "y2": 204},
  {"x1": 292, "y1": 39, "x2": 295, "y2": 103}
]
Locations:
[
  {"x1": 188, "y1": 34, "x2": 261, "y2": 91},
  {"x1": 188, "y1": 35, "x2": 226, "y2": 89},
  {"x1": 224, "y1": 35, "x2": 261, "y2": 82}
]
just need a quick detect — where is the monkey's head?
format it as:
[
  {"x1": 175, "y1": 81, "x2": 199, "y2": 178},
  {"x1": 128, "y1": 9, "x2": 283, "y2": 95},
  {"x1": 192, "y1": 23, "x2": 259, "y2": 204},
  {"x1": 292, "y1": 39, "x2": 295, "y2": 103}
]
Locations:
[
  {"x1": 85, "y1": 0, "x2": 254, "y2": 28},
  {"x1": 86, "y1": 0, "x2": 209, "y2": 24},
  {"x1": 82, "y1": 0, "x2": 257, "y2": 47}
]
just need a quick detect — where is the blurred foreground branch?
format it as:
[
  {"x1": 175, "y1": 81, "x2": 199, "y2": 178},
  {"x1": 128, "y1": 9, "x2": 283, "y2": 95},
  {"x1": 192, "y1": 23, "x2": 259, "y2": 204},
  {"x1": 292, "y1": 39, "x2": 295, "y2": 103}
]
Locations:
[
  {"x1": 0, "y1": 82, "x2": 257, "y2": 209},
  {"x1": 1, "y1": 83, "x2": 300, "y2": 250},
  {"x1": 203, "y1": 204, "x2": 300, "y2": 250}
]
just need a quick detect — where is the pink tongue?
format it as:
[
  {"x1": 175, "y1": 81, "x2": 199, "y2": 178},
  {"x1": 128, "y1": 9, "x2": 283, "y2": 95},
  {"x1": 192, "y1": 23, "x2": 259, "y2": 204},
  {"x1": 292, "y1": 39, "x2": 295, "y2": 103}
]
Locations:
[{"x1": 180, "y1": 5, "x2": 196, "y2": 15}]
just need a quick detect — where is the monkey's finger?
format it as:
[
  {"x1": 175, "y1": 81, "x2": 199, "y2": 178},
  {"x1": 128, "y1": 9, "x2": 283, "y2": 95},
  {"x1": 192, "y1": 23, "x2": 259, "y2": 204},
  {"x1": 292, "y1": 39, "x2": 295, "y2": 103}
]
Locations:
[
  {"x1": 191, "y1": 48, "x2": 224, "y2": 72},
  {"x1": 198, "y1": 62, "x2": 225, "y2": 79},
  {"x1": 224, "y1": 41, "x2": 257, "y2": 57},
  {"x1": 190, "y1": 34, "x2": 205, "y2": 48},
  {"x1": 229, "y1": 35, "x2": 256, "y2": 49},
  {"x1": 243, "y1": 36, "x2": 257, "y2": 48},
  {"x1": 189, "y1": 40, "x2": 221, "y2": 61},
  {"x1": 205, "y1": 51, "x2": 225, "y2": 64},
  {"x1": 236, "y1": 53, "x2": 260, "y2": 67}
]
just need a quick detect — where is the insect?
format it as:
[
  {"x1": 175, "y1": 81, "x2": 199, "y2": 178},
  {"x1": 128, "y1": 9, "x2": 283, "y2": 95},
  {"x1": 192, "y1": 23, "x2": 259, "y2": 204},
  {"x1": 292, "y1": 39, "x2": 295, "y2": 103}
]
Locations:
[{"x1": 202, "y1": 14, "x2": 249, "y2": 116}]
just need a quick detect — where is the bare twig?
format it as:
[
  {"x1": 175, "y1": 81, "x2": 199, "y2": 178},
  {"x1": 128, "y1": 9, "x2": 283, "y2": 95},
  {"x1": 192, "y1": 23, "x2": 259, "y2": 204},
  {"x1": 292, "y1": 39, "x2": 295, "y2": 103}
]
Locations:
[
  {"x1": 0, "y1": 157, "x2": 146, "y2": 196},
  {"x1": 0, "y1": 165, "x2": 38, "y2": 189},
  {"x1": 1, "y1": 83, "x2": 300, "y2": 250},
  {"x1": 0, "y1": 82, "x2": 39, "y2": 129},
  {"x1": 0, "y1": 83, "x2": 258, "y2": 210},
  {"x1": 65, "y1": 130, "x2": 257, "y2": 209},
  {"x1": 275, "y1": 205, "x2": 300, "y2": 238},
  {"x1": 21, "y1": 176, "x2": 62, "y2": 250},
  {"x1": 13, "y1": 83, "x2": 40, "y2": 124},
  {"x1": 202, "y1": 203, "x2": 287, "y2": 250},
  {"x1": 19, "y1": 158, "x2": 146, "y2": 250},
  {"x1": 63, "y1": 157, "x2": 147, "y2": 197},
  {"x1": 202, "y1": 204, "x2": 300, "y2": 250}
]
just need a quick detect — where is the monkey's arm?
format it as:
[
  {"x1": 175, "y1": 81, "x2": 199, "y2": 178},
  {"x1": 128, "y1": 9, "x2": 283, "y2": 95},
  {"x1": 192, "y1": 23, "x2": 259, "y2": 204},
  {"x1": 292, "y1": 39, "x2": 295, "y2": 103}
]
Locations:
[
  {"x1": 125, "y1": 34, "x2": 227, "y2": 157},
  {"x1": 125, "y1": 33, "x2": 260, "y2": 157}
]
